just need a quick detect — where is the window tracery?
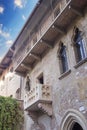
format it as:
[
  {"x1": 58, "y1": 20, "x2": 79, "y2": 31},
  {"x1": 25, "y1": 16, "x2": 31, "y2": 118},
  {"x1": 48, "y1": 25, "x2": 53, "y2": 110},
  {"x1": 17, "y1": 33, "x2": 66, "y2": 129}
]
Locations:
[
  {"x1": 72, "y1": 27, "x2": 87, "y2": 62},
  {"x1": 57, "y1": 42, "x2": 68, "y2": 74}
]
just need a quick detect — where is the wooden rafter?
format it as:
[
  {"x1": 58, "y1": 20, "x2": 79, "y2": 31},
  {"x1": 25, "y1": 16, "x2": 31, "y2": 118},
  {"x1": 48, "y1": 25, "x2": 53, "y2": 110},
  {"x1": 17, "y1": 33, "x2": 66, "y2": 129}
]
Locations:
[
  {"x1": 29, "y1": 53, "x2": 41, "y2": 61},
  {"x1": 9, "y1": 48, "x2": 14, "y2": 53},
  {"x1": 21, "y1": 63, "x2": 32, "y2": 70},
  {"x1": 52, "y1": 25, "x2": 66, "y2": 34},
  {"x1": 40, "y1": 39, "x2": 53, "y2": 49},
  {"x1": 69, "y1": 5, "x2": 83, "y2": 17}
]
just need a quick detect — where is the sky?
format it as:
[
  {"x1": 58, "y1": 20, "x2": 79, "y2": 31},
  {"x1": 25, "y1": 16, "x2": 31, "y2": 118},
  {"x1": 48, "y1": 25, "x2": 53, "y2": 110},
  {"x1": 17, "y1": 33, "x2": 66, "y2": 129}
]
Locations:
[{"x1": 0, "y1": 0, "x2": 38, "y2": 61}]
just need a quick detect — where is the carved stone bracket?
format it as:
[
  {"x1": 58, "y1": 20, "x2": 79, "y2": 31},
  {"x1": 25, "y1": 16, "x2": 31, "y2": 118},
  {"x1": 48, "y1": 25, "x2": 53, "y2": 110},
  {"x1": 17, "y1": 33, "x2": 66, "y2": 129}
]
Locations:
[
  {"x1": 27, "y1": 102, "x2": 52, "y2": 123},
  {"x1": 38, "y1": 102, "x2": 52, "y2": 116}
]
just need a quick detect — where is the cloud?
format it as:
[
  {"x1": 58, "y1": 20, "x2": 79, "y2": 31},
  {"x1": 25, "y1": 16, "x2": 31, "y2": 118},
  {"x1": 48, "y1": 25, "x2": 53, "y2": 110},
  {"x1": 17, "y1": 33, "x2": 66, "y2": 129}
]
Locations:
[
  {"x1": 0, "y1": 6, "x2": 4, "y2": 14},
  {"x1": 14, "y1": 0, "x2": 27, "y2": 8},
  {"x1": 22, "y1": 15, "x2": 26, "y2": 20},
  {"x1": 0, "y1": 29, "x2": 10, "y2": 38},
  {"x1": 14, "y1": 0, "x2": 23, "y2": 8},
  {"x1": 0, "y1": 26, "x2": 10, "y2": 38},
  {"x1": 6, "y1": 40, "x2": 13, "y2": 47}
]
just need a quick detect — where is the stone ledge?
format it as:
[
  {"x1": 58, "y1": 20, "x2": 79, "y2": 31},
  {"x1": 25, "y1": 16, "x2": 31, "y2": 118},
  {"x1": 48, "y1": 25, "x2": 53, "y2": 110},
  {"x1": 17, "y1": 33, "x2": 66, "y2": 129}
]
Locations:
[
  {"x1": 59, "y1": 69, "x2": 71, "y2": 80},
  {"x1": 74, "y1": 57, "x2": 87, "y2": 69}
]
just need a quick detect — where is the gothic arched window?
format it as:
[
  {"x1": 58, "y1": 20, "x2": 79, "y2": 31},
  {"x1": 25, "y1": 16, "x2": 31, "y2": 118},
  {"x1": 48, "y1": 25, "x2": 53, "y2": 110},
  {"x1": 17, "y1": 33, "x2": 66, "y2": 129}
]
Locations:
[
  {"x1": 58, "y1": 42, "x2": 68, "y2": 74},
  {"x1": 25, "y1": 76, "x2": 31, "y2": 91},
  {"x1": 73, "y1": 27, "x2": 87, "y2": 62}
]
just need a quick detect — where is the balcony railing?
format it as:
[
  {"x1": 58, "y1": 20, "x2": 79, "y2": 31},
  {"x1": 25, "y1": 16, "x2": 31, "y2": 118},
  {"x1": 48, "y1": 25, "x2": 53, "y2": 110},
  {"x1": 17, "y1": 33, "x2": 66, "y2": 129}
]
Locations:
[
  {"x1": 13, "y1": 0, "x2": 87, "y2": 76},
  {"x1": 13, "y1": 0, "x2": 67, "y2": 71},
  {"x1": 24, "y1": 84, "x2": 52, "y2": 110}
]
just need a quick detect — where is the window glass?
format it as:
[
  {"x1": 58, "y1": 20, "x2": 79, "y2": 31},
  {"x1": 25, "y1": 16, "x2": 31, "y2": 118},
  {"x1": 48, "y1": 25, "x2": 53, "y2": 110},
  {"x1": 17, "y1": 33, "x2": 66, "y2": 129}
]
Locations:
[
  {"x1": 73, "y1": 27, "x2": 87, "y2": 62},
  {"x1": 58, "y1": 43, "x2": 68, "y2": 74}
]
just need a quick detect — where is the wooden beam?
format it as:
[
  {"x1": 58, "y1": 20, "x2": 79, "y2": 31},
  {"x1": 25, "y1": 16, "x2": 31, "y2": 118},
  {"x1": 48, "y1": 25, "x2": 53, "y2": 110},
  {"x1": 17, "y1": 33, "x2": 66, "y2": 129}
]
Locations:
[
  {"x1": 15, "y1": 71, "x2": 26, "y2": 77},
  {"x1": 21, "y1": 63, "x2": 32, "y2": 71},
  {"x1": 40, "y1": 39, "x2": 53, "y2": 49},
  {"x1": 69, "y1": 5, "x2": 83, "y2": 17},
  {"x1": 9, "y1": 48, "x2": 14, "y2": 53},
  {"x1": 29, "y1": 53, "x2": 41, "y2": 61},
  {"x1": 52, "y1": 25, "x2": 66, "y2": 34}
]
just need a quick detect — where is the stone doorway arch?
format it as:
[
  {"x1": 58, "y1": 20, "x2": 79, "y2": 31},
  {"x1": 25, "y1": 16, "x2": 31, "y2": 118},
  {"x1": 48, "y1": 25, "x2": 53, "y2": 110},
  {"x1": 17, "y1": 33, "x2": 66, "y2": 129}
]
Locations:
[
  {"x1": 72, "y1": 122, "x2": 83, "y2": 130},
  {"x1": 60, "y1": 109, "x2": 87, "y2": 130}
]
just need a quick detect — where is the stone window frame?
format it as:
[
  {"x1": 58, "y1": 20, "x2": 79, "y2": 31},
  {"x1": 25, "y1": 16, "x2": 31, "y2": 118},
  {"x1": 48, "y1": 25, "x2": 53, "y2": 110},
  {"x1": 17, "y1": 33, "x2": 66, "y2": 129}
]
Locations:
[
  {"x1": 60, "y1": 109, "x2": 87, "y2": 130},
  {"x1": 72, "y1": 26, "x2": 87, "y2": 68},
  {"x1": 57, "y1": 41, "x2": 71, "y2": 79}
]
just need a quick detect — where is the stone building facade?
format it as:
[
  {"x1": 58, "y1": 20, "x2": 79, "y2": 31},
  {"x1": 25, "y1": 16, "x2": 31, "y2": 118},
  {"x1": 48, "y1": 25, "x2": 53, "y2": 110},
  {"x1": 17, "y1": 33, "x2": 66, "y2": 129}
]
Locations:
[
  {"x1": 0, "y1": 58, "x2": 23, "y2": 99},
  {"x1": 0, "y1": 0, "x2": 87, "y2": 130},
  {"x1": 0, "y1": 54, "x2": 24, "y2": 130}
]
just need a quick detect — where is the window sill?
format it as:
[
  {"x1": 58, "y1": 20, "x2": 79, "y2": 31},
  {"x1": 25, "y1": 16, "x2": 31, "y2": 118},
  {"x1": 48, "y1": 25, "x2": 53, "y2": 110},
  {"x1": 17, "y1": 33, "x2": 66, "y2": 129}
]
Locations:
[
  {"x1": 58, "y1": 69, "x2": 71, "y2": 80},
  {"x1": 74, "y1": 57, "x2": 87, "y2": 68}
]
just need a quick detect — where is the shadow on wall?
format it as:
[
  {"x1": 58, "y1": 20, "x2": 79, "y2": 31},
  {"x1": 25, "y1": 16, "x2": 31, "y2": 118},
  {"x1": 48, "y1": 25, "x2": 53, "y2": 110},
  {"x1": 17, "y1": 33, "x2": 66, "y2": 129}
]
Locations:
[{"x1": 30, "y1": 123, "x2": 45, "y2": 130}]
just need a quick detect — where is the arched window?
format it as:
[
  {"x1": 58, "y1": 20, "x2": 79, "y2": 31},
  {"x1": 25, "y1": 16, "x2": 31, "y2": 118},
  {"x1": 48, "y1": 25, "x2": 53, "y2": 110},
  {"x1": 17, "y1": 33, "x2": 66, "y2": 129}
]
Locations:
[
  {"x1": 25, "y1": 76, "x2": 31, "y2": 91},
  {"x1": 73, "y1": 27, "x2": 87, "y2": 62},
  {"x1": 16, "y1": 88, "x2": 20, "y2": 99},
  {"x1": 58, "y1": 42, "x2": 68, "y2": 74}
]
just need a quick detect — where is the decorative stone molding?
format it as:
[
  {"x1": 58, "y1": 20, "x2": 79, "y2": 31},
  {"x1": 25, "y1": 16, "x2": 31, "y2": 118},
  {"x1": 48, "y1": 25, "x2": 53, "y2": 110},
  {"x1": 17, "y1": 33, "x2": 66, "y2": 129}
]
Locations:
[
  {"x1": 74, "y1": 57, "x2": 87, "y2": 68},
  {"x1": 27, "y1": 102, "x2": 52, "y2": 123},
  {"x1": 25, "y1": 84, "x2": 52, "y2": 122},
  {"x1": 38, "y1": 102, "x2": 52, "y2": 116},
  {"x1": 60, "y1": 109, "x2": 87, "y2": 130},
  {"x1": 24, "y1": 84, "x2": 52, "y2": 110}
]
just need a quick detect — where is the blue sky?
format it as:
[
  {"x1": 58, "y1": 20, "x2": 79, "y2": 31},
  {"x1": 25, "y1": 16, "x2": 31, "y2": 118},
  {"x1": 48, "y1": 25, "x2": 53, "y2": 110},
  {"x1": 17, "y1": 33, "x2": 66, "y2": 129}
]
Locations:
[{"x1": 0, "y1": 0, "x2": 38, "y2": 61}]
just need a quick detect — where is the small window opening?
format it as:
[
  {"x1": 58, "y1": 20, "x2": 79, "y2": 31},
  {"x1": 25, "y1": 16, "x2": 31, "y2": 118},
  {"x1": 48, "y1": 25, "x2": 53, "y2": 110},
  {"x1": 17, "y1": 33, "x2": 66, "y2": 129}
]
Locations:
[
  {"x1": 38, "y1": 73, "x2": 44, "y2": 84},
  {"x1": 10, "y1": 95, "x2": 13, "y2": 98}
]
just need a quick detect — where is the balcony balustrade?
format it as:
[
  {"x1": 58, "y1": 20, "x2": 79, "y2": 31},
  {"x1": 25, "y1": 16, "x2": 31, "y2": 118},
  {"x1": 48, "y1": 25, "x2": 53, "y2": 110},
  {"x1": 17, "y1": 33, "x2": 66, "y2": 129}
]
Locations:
[
  {"x1": 24, "y1": 84, "x2": 52, "y2": 121},
  {"x1": 13, "y1": 0, "x2": 67, "y2": 73},
  {"x1": 24, "y1": 84, "x2": 52, "y2": 111}
]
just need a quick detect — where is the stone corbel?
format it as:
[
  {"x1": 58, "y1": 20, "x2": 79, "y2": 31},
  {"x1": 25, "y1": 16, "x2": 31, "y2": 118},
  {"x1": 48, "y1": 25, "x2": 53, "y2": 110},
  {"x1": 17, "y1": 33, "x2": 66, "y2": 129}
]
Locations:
[
  {"x1": 27, "y1": 102, "x2": 52, "y2": 123},
  {"x1": 38, "y1": 102, "x2": 52, "y2": 116}
]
